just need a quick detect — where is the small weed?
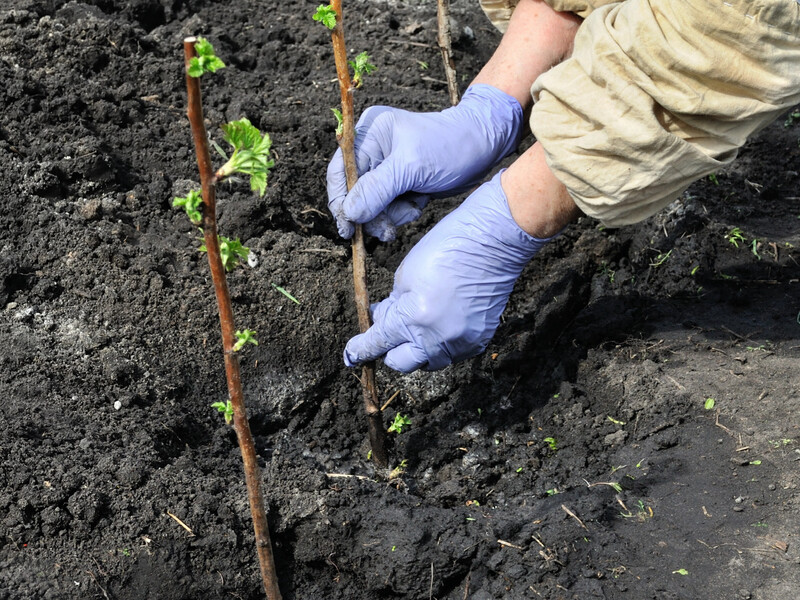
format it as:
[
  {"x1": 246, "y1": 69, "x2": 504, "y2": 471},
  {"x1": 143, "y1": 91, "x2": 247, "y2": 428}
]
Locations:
[
  {"x1": 650, "y1": 249, "x2": 672, "y2": 268},
  {"x1": 543, "y1": 437, "x2": 558, "y2": 451},
  {"x1": 545, "y1": 488, "x2": 560, "y2": 496},
  {"x1": 751, "y1": 239, "x2": 761, "y2": 260},
  {"x1": 416, "y1": 60, "x2": 428, "y2": 70},
  {"x1": 784, "y1": 110, "x2": 800, "y2": 128},
  {"x1": 672, "y1": 569, "x2": 689, "y2": 576},
  {"x1": 768, "y1": 439, "x2": 793, "y2": 448},
  {"x1": 708, "y1": 173, "x2": 719, "y2": 185},
  {"x1": 607, "y1": 416, "x2": 625, "y2": 426},
  {"x1": 271, "y1": 283, "x2": 300, "y2": 304},
  {"x1": 749, "y1": 460, "x2": 762, "y2": 465},
  {"x1": 516, "y1": 467, "x2": 523, "y2": 474},
  {"x1": 750, "y1": 521, "x2": 768, "y2": 528},
  {"x1": 725, "y1": 227, "x2": 746, "y2": 248},
  {"x1": 389, "y1": 459, "x2": 409, "y2": 479},
  {"x1": 599, "y1": 262, "x2": 616, "y2": 283},
  {"x1": 704, "y1": 398, "x2": 716, "y2": 410},
  {"x1": 690, "y1": 265, "x2": 700, "y2": 276}
]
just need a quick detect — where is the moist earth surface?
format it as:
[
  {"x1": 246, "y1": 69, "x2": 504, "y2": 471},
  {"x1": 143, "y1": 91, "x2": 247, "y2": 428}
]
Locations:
[{"x1": 1, "y1": 1, "x2": 799, "y2": 599}]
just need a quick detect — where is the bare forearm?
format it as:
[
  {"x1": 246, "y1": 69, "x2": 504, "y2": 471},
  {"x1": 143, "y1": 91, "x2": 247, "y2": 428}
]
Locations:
[{"x1": 472, "y1": 0, "x2": 581, "y2": 110}]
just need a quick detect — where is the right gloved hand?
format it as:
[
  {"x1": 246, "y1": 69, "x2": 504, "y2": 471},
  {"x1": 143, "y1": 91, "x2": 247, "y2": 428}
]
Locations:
[{"x1": 326, "y1": 84, "x2": 523, "y2": 241}]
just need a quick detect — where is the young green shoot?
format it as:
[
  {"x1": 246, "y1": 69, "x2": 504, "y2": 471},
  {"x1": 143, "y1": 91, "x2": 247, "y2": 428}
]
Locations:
[
  {"x1": 704, "y1": 397, "x2": 716, "y2": 410},
  {"x1": 725, "y1": 227, "x2": 746, "y2": 248},
  {"x1": 649, "y1": 249, "x2": 672, "y2": 268},
  {"x1": 751, "y1": 238, "x2": 761, "y2": 260},
  {"x1": 349, "y1": 51, "x2": 376, "y2": 88},
  {"x1": 708, "y1": 173, "x2": 719, "y2": 185},
  {"x1": 312, "y1": 4, "x2": 337, "y2": 29},
  {"x1": 187, "y1": 38, "x2": 226, "y2": 77},
  {"x1": 211, "y1": 399, "x2": 234, "y2": 425},
  {"x1": 389, "y1": 458, "x2": 409, "y2": 479},
  {"x1": 331, "y1": 108, "x2": 344, "y2": 136},
  {"x1": 607, "y1": 416, "x2": 625, "y2": 426},
  {"x1": 544, "y1": 437, "x2": 558, "y2": 452},
  {"x1": 200, "y1": 236, "x2": 249, "y2": 271},
  {"x1": 271, "y1": 283, "x2": 300, "y2": 304},
  {"x1": 173, "y1": 190, "x2": 204, "y2": 224},
  {"x1": 233, "y1": 329, "x2": 258, "y2": 352},
  {"x1": 388, "y1": 413, "x2": 411, "y2": 434},
  {"x1": 216, "y1": 118, "x2": 274, "y2": 196},
  {"x1": 672, "y1": 569, "x2": 689, "y2": 576}
]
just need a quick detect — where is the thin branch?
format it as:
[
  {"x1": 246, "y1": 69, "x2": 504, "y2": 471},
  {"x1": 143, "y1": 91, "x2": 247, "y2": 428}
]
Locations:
[
  {"x1": 183, "y1": 37, "x2": 282, "y2": 600},
  {"x1": 328, "y1": 1, "x2": 389, "y2": 468},
  {"x1": 437, "y1": 0, "x2": 460, "y2": 105}
]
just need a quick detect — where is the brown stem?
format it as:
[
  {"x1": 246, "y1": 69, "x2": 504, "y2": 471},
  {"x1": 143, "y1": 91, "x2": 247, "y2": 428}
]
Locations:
[
  {"x1": 329, "y1": 1, "x2": 389, "y2": 468},
  {"x1": 183, "y1": 38, "x2": 283, "y2": 600},
  {"x1": 437, "y1": 0, "x2": 460, "y2": 106}
]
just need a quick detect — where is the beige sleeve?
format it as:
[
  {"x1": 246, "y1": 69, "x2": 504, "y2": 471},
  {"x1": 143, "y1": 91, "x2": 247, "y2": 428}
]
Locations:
[
  {"x1": 479, "y1": 0, "x2": 618, "y2": 31},
  {"x1": 530, "y1": 0, "x2": 800, "y2": 227}
]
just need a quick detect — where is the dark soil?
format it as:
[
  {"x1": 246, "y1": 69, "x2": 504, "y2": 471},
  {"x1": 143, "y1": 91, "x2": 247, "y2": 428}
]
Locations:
[{"x1": 1, "y1": 1, "x2": 799, "y2": 599}]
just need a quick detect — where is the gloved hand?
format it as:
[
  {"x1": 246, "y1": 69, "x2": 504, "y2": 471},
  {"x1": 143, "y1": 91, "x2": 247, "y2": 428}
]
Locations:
[
  {"x1": 327, "y1": 84, "x2": 523, "y2": 242},
  {"x1": 343, "y1": 172, "x2": 550, "y2": 373}
]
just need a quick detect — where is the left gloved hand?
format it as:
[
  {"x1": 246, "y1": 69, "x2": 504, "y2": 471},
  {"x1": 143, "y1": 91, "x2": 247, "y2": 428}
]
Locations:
[{"x1": 343, "y1": 172, "x2": 550, "y2": 373}]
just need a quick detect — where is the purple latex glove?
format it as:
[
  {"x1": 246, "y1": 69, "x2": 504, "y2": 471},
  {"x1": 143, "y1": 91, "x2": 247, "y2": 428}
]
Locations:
[
  {"x1": 343, "y1": 172, "x2": 549, "y2": 373},
  {"x1": 326, "y1": 84, "x2": 523, "y2": 242}
]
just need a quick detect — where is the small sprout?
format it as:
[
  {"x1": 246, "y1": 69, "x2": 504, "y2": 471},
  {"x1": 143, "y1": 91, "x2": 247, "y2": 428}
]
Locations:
[
  {"x1": 553, "y1": 393, "x2": 560, "y2": 399},
  {"x1": 611, "y1": 482, "x2": 623, "y2": 493},
  {"x1": 610, "y1": 465, "x2": 627, "y2": 474},
  {"x1": 466, "y1": 500, "x2": 480, "y2": 507},
  {"x1": 784, "y1": 110, "x2": 800, "y2": 128},
  {"x1": 389, "y1": 459, "x2": 409, "y2": 479},
  {"x1": 188, "y1": 37, "x2": 226, "y2": 78},
  {"x1": 271, "y1": 283, "x2": 300, "y2": 304},
  {"x1": 120, "y1": 548, "x2": 131, "y2": 557},
  {"x1": 388, "y1": 413, "x2": 411, "y2": 434},
  {"x1": 349, "y1": 51, "x2": 376, "y2": 88},
  {"x1": 220, "y1": 236, "x2": 249, "y2": 271},
  {"x1": 704, "y1": 397, "x2": 716, "y2": 410},
  {"x1": 416, "y1": 60, "x2": 429, "y2": 70},
  {"x1": 211, "y1": 399, "x2": 234, "y2": 424},
  {"x1": 650, "y1": 249, "x2": 672, "y2": 267},
  {"x1": 218, "y1": 118, "x2": 275, "y2": 196},
  {"x1": 477, "y1": 407, "x2": 483, "y2": 417},
  {"x1": 391, "y1": 545, "x2": 396, "y2": 551},
  {"x1": 331, "y1": 107, "x2": 343, "y2": 136},
  {"x1": 607, "y1": 416, "x2": 626, "y2": 426},
  {"x1": 544, "y1": 437, "x2": 558, "y2": 451},
  {"x1": 465, "y1": 517, "x2": 476, "y2": 522},
  {"x1": 725, "y1": 227, "x2": 746, "y2": 248},
  {"x1": 751, "y1": 239, "x2": 761, "y2": 260},
  {"x1": 708, "y1": 173, "x2": 719, "y2": 185},
  {"x1": 173, "y1": 190, "x2": 203, "y2": 224},
  {"x1": 366, "y1": 450, "x2": 373, "y2": 461},
  {"x1": 545, "y1": 488, "x2": 560, "y2": 496},
  {"x1": 690, "y1": 265, "x2": 700, "y2": 276},
  {"x1": 233, "y1": 329, "x2": 258, "y2": 352},
  {"x1": 516, "y1": 467, "x2": 523, "y2": 473},
  {"x1": 718, "y1": 272, "x2": 737, "y2": 280},
  {"x1": 312, "y1": 4, "x2": 337, "y2": 30},
  {"x1": 749, "y1": 460, "x2": 762, "y2": 465},
  {"x1": 672, "y1": 569, "x2": 689, "y2": 576}
]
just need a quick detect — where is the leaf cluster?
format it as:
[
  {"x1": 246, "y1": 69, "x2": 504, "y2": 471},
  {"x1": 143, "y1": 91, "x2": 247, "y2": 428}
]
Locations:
[
  {"x1": 211, "y1": 399, "x2": 234, "y2": 424},
  {"x1": 218, "y1": 118, "x2": 275, "y2": 196},
  {"x1": 188, "y1": 38, "x2": 226, "y2": 78},
  {"x1": 349, "y1": 51, "x2": 376, "y2": 88},
  {"x1": 200, "y1": 235, "x2": 250, "y2": 271},
  {"x1": 173, "y1": 190, "x2": 203, "y2": 224},
  {"x1": 234, "y1": 329, "x2": 258, "y2": 352},
  {"x1": 313, "y1": 4, "x2": 337, "y2": 30},
  {"x1": 388, "y1": 414, "x2": 411, "y2": 434}
]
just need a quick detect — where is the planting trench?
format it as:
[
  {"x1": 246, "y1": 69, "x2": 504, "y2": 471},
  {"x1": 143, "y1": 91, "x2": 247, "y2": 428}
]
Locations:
[{"x1": 1, "y1": 1, "x2": 799, "y2": 599}]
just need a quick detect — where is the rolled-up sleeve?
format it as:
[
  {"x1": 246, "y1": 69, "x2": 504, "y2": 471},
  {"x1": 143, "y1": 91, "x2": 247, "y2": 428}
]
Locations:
[{"x1": 480, "y1": 0, "x2": 619, "y2": 31}]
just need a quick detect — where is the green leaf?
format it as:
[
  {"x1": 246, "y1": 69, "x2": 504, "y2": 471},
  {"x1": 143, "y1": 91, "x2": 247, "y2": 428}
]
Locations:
[
  {"x1": 672, "y1": 569, "x2": 689, "y2": 576},
  {"x1": 271, "y1": 283, "x2": 300, "y2": 304},
  {"x1": 704, "y1": 397, "x2": 716, "y2": 410},
  {"x1": 233, "y1": 329, "x2": 258, "y2": 352},
  {"x1": 173, "y1": 190, "x2": 203, "y2": 224},
  {"x1": 349, "y1": 51, "x2": 376, "y2": 87},
  {"x1": 218, "y1": 118, "x2": 275, "y2": 196},
  {"x1": 217, "y1": 236, "x2": 249, "y2": 271},
  {"x1": 331, "y1": 107, "x2": 343, "y2": 136},
  {"x1": 188, "y1": 38, "x2": 226, "y2": 78},
  {"x1": 388, "y1": 414, "x2": 411, "y2": 434},
  {"x1": 211, "y1": 400, "x2": 234, "y2": 424},
  {"x1": 312, "y1": 4, "x2": 337, "y2": 29}
]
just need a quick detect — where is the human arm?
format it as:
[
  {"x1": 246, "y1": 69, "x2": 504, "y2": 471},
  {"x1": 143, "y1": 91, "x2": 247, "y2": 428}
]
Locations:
[
  {"x1": 343, "y1": 141, "x2": 582, "y2": 372},
  {"x1": 327, "y1": 0, "x2": 581, "y2": 241}
]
